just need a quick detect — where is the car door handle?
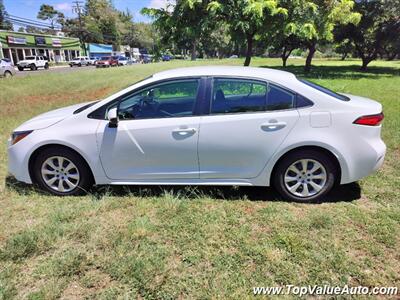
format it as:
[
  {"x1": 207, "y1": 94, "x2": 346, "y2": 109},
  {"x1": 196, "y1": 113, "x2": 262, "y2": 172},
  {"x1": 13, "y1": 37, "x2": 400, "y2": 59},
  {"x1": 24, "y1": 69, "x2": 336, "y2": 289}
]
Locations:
[
  {"x1": 172, "y1": 128, "x2": 197, "y2": 134},
  {"x1": 261, "y1": 121, "x2": 287, "y2": 131}
]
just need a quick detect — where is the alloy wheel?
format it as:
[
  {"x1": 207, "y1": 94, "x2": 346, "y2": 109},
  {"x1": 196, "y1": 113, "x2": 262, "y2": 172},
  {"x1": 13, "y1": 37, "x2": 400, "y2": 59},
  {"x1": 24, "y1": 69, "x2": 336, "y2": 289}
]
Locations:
[
  {"x1": 41, "y1": 156, "x2": 80, "y2": 193},
  {"x1": 283, "y1": 159, "x2": 327, "y2": 198}
]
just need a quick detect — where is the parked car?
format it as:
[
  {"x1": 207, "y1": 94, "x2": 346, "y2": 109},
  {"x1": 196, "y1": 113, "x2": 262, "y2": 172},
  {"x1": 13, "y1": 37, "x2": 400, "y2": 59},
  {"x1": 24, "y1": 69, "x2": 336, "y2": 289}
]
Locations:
[
  {"x1": 162, "y1": 54, "x2": 172, "y2": 61},
  {"x1": 0, "y1": 59, "x2": 16, "y2": 78},
  {"x1": 141, "y1": 54, "x2": 152, "y2": 64},
  {"x1": 95, "y1": 56, "x2": 118, "y2": 68},
  {"x1": 117, "y1": 56, "x2": 129, "y2": 66},
  {"x1": 69, "y1": 56, "x2": 91, "y2": 67},
  {"x1": 17, "y1": 56, "x2": 48, "y2": 71},
  {"x1": 88, "y1": 57, "x2": 99, "y2": 65},
  {"x1": 229, "y1": 55, "x2": 239, "y2": 59},
  {"x1": 7, "y1": 66, "x2": 386, "y2": 201}
]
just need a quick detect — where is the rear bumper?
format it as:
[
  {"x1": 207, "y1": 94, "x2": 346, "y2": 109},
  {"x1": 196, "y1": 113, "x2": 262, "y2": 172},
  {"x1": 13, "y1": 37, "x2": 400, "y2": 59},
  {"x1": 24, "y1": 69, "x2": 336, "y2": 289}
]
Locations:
[{"x1": 341, "y1": 137, "x2": 386, "y2": 184}]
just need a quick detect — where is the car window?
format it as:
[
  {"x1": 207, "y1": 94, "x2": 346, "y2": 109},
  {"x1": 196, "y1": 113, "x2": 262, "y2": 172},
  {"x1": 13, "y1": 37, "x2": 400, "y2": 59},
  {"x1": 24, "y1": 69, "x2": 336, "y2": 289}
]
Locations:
[
  {"x1": 266, "y1": 84, "x2": 295, "y2": 111},
  {"x1": 211, "y1": 79, "x2": 267, "y2": 114},
  {"x1": 116, "y1": 79, "x2": 199, "y2": 120}
]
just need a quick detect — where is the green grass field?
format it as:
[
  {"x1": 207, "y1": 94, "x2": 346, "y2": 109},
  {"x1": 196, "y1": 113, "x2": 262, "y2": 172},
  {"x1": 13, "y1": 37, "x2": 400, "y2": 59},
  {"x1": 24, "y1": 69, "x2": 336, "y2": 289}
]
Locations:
[{"x1": 0, "y1": 58, "x2": 399, "y2": 299}]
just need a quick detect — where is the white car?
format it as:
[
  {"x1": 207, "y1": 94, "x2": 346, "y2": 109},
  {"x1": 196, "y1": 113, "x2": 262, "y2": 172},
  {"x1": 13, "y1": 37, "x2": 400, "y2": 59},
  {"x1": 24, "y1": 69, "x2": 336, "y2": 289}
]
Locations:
[
  {"x1": 17, "y1": 56, "x2": 48, "y2": 71},
  {"x1": 8, "y1": 67, "x2": 386, "y2": 201},
  {"x1": 69, "y1": 56, "x2": 91, "y2": 67}
]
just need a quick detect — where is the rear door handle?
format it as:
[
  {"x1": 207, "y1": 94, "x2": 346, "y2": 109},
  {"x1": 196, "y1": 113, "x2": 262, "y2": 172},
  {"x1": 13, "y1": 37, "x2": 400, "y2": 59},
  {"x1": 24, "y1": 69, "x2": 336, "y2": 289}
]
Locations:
[
  {"x1": 261, "y1": 121, "x2": 287, "y2": 131},
  {"x1": 172, "y1": 127, "x2": 197, "y2": 134}
]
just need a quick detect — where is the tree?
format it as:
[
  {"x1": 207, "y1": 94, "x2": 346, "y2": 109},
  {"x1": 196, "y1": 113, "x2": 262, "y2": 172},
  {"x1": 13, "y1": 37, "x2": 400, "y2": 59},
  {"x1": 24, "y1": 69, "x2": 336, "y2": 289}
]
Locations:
[
  {"x1": 0, "y1": 0, "x2": 13, "y2": 30},
  {"x1": 334, "y1": 0, "x2": 399, "y2": 70},
  {"x1": 37, "y1": 4, "x2": 64, "y2": 30},
  {"x1": 143, "y1": 0, "x2": 216, "y2": 61},
  {"x1": 296, "y1": 0, "x2": 360, "y2": 72},
  {"x1": 208, "y1": 0, "x2": 286, "y2": 66}
]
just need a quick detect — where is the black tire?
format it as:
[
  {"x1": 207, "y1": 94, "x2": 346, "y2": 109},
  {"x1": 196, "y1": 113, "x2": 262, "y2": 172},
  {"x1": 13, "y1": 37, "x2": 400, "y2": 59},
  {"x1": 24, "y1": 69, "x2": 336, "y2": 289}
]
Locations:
[
  {"x1": 33, "y1": 147, "x2": 93, "y2": 196},
  {"x1": 4, "y1": 71, "x2": 12, "y2": 78},
  {"x1": 272, "y1": 149, "x2": 337, "y2": 202},
  {"x1": 30, "y1": 64, "x2": 37, "y2": 71},
  {"x1": 18, "y1": 67, "x2": 24, "y2": 71},
  {"x1": 78, "y1": 63, "x2": 81, "y2": 67},
  {"x1": 44, "y1": 63, "x2": 49, "y2": 69}
]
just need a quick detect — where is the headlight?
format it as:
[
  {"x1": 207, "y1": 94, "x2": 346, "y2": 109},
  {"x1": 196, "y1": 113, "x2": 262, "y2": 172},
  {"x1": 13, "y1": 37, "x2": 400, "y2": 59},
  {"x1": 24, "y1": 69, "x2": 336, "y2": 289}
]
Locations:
[
  {"x1": 104, "y1": 61, "x2": 109, "y2": 65},
  {"x1": 11, "y1": 130, "x2": 33, "y2": 145}
]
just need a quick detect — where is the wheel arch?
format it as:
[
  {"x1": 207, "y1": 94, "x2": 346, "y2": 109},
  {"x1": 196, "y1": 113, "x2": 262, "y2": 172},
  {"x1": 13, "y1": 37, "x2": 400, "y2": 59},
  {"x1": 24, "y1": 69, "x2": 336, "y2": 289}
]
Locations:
[
  {"x1": 28, "y1": 144, "x2": 96, "y2": 184},
  {"x1": 270, "y1": 145, "x2": 342, "y2": 185}
]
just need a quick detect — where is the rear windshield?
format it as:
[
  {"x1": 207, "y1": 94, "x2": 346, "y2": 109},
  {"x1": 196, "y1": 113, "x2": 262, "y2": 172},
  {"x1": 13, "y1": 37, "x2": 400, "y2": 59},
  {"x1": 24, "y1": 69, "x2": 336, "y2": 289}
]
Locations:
[
  {"x1": 300, "y1": 79, "x2": 350, "y2": 101},
  {"x1": 101, "y1": 56, "x2": 110, "y2": 60}
]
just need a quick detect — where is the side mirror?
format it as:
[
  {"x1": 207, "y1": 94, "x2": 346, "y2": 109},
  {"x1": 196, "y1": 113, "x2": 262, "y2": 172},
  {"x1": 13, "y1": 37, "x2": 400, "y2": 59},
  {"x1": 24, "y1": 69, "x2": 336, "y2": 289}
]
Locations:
[{"x1": 107, "y1": 107, "x2": 118, "y2": 128}]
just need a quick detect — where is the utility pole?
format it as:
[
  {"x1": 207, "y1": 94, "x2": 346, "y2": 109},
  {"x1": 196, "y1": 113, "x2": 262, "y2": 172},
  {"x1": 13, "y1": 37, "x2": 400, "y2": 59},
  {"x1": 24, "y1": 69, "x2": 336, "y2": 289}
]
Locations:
[{"x1": 72, "y1": 1, "x2": 86, "y2": 55}]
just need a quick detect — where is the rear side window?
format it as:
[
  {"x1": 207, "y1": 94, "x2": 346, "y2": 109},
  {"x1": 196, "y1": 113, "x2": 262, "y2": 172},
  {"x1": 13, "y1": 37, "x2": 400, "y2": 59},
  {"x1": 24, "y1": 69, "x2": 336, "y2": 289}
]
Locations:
[
  {"x1": 211, "y1": 79, "x2": 267, "y2": 114},
  {"x1": 210, "y1": 79, "x2": 296, "y2": 114},
  {"x1": 300, "y1": 79, "x2": 349, "y2": 101},
  {"x1": 267, "y1": 84, "x2": 295, "y2": 111}
]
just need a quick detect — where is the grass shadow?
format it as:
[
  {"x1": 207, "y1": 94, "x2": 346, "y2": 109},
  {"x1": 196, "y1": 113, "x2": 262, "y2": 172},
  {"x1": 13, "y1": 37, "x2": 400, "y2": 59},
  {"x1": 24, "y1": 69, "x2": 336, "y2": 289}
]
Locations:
[
  {"x1": 6, "y1": 175, "x2": 361, "y2": 204},
  {"x1": 261, "y1": 64, "x2": 400, "y2": 80}
]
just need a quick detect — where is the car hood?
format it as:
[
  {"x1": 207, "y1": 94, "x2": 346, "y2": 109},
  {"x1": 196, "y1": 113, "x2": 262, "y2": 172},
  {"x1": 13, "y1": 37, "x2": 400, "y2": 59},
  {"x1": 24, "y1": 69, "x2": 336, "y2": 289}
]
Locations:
[
  {"x1": 17, "y1": 60, "x2": 34, "y2": 64},
  {"x1": 14, "y1": 101, "x2": 93, "y2": 131}
]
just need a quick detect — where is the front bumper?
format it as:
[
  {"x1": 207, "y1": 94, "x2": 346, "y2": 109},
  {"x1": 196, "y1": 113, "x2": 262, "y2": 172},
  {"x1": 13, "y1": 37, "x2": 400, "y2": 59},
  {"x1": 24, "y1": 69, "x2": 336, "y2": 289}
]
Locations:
[{"x1": 7, "y1": 138, "x2": 33, "y2": 184}]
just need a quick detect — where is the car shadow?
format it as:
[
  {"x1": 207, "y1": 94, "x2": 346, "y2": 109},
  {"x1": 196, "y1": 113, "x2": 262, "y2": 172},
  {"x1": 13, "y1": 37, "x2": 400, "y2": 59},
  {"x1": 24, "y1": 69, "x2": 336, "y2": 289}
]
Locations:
[
  {"x1": 5, "y1": 175, "x2": 361, "y2": 204},
  {"x1": 260, "y1": 63, "x2": 400, "y2": 80}
]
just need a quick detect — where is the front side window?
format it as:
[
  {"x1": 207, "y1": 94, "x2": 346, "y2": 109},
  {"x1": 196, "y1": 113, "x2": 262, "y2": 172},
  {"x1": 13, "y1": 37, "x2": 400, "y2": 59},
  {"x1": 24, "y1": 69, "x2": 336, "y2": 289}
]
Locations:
[
  {"x1": 211, "y1": 79, "x2": 267, "y2": 114},
  {"x1": 210, "y1": 78, "x2": 295, "y2": 114},
  {"x1": 116, "y1": 79, "x2": 199, "y2": 120}
]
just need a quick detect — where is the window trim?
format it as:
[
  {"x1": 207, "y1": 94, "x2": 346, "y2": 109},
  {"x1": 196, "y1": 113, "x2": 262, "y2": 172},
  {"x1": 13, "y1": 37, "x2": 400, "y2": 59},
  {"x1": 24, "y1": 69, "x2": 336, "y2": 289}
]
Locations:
[{"x1": 87, "y1": 76, "x2": 206, "y2": 121}]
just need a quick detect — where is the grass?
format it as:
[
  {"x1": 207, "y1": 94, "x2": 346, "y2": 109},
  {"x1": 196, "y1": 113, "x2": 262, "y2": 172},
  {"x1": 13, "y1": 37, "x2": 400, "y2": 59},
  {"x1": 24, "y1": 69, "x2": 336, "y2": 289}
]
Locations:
[{"x1": 0, "y1": 58, "x2": 399, "y2": 299}]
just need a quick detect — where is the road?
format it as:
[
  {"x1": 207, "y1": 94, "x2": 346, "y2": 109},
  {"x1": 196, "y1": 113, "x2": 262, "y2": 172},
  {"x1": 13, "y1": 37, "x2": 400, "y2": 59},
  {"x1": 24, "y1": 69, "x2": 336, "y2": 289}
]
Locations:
[{"x1": 14, "y1": 65, "x2": 99, "y2": 77}]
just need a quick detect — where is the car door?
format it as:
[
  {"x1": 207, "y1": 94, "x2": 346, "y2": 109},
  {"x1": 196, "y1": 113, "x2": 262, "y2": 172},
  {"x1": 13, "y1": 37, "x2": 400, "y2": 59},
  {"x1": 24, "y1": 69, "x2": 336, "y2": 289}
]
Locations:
[
  {"x1": 98, "y1": 78, "x2": 204, "y2": 180},
  {"x1": 198, "y1": 78, "x2": 300, "y2": 179}
]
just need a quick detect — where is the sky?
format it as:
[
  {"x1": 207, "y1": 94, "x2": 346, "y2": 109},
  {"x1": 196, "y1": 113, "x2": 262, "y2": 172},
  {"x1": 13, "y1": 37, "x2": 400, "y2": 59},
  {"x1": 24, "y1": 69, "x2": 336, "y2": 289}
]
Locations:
[{"x1": 3, "y1": 0, "x2": 172, "y2": 25}]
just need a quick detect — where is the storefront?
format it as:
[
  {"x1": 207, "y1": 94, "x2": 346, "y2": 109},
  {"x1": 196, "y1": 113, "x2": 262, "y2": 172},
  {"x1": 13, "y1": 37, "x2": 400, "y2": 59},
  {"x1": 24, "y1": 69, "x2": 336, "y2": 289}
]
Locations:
[
  {"x1": 86, "y1": 43, "x2": 113, "y2": 58},
  {"x1": 0, "y1": 30, "x2": 83, "y2": 65}
]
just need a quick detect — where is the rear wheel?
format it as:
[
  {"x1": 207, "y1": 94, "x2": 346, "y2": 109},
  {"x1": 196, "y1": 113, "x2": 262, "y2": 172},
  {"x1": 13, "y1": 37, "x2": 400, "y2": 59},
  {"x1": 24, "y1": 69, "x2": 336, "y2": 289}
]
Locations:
[
  {"x1": 33, "y1": 147, "x2": 93, "y2": 196},
  {"x1": 4, "y1": 71, "x2": 12, "y2": 78},
  {"x1": 18, "y1": 66, "x2": 24, "y2": 71},
  {"x1": 30, "y1": 64, "x2": 37, "y2": 71},
  {"x1": 273, "y1": 149, "x2": 337, "y2": 202},
  {"x1": 44, "y1": 63, "x2": 49, "y2": 69}
]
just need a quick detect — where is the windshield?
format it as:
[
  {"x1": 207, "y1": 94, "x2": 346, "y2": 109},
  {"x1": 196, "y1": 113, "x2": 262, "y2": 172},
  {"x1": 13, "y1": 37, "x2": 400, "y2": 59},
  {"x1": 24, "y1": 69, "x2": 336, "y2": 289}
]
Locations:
[
  {"x1": 300, "y1": 79, "x2": 350, "y2": 101},
  {"x1": 100, "y1": 56, "x2": 110, "y2": 60},
  {"x1": 25, "y1": 56, "x2": 35, "y2": 60}
]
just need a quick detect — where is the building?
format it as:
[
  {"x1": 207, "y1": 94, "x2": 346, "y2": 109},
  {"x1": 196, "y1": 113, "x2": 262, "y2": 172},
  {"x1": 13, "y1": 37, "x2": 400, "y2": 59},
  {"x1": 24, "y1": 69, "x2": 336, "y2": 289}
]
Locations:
[
  {"x1": 0, "y1": 30, "x2": 83, "y2": 65},
  {"x1": 86, "y1": 43, "x2": 113, "y2": 58}
]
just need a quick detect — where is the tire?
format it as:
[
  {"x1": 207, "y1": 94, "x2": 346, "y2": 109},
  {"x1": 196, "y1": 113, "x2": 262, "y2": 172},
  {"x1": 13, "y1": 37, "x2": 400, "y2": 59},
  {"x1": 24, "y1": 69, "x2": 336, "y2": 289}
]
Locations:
[
  {"x1": 4, "y1": 71, "x2": 12, "y2": 78},
  {"x1": 44, "y1": 63, "x2": 49, "y2": 69},
  {"x1": 78, "y1": 63, "x2": 81, "y2": 67},
  {"x1": 33, "y1": 147, "x2": 93, "y2": 196},
  {"x1": 18, "y1": 67, "x2": 24, "y2": 71},
  {"x1": 30, "y1": 64, "x2": 37, "y2": 71},
  {"x1": 272, "y1": 149, "x2": 337, "y2": 202}
]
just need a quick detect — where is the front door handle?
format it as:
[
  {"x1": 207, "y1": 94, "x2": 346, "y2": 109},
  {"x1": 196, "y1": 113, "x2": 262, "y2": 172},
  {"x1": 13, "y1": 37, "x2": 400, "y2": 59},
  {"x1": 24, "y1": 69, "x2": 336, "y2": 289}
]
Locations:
[{"x1": 261, "y1": 121, "x2": 287, "y2": 131}]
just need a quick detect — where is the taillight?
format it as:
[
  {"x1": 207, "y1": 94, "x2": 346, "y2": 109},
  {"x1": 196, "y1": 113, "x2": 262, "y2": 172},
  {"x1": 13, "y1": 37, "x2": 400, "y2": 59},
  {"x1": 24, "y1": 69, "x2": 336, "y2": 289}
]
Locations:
[{"x1": 353, "y1": 113, "x2": 384, "y2": 126}]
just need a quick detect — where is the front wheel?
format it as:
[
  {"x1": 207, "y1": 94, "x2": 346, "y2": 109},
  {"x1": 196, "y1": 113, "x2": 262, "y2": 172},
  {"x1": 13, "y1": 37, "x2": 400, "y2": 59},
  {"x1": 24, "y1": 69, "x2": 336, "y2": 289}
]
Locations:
[
  {"x1": 30, "y1": 64, "x2": 37, "y2": 71},
  {"x1": 33, "y1": 147, "x2": 93, "y2": 196},
  {"x1": 4, "y1": 71, "x2": 13, "y2": 78},
  {"x1": 18, "y1": 66, "x2": 24, "y2": 71},
  {"x1": 44, "y1": 63, "x2": 49, "y2": 69},
  {"x1": 272, "y1": 150, "x2": 337, "y2": 202}
]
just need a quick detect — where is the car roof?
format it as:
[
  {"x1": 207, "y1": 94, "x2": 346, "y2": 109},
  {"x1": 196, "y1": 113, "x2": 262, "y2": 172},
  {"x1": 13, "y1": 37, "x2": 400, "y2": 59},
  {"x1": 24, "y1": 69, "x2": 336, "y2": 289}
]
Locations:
[{"x1": 152, "y1": 66, "x2": 298, "y2": 83}]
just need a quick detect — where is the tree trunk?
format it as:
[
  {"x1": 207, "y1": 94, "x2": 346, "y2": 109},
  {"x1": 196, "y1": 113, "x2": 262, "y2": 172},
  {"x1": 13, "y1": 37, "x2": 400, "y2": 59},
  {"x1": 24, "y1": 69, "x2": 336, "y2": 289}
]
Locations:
[
  {"x1": 281, "y1": 46, "x2": 293, "y2": 67},
  {"x1": 191, "y1": 40, "x2": 197, "y2": 61},
  {"x1": 361, "y1": 57, "x2": 372, "y2": 71},
  {"x1": 387, "y1": 53, "x2": 397, "y2": 61},
  {"x1": 244, "y1": 34, "x2": 253, "y2": 67},
  {"x1": 341, "y1": 53, "x2": 347, "y2": 61},
  {"x1": 304, "y1": 44, "x2": 316, "y2": 73}
]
